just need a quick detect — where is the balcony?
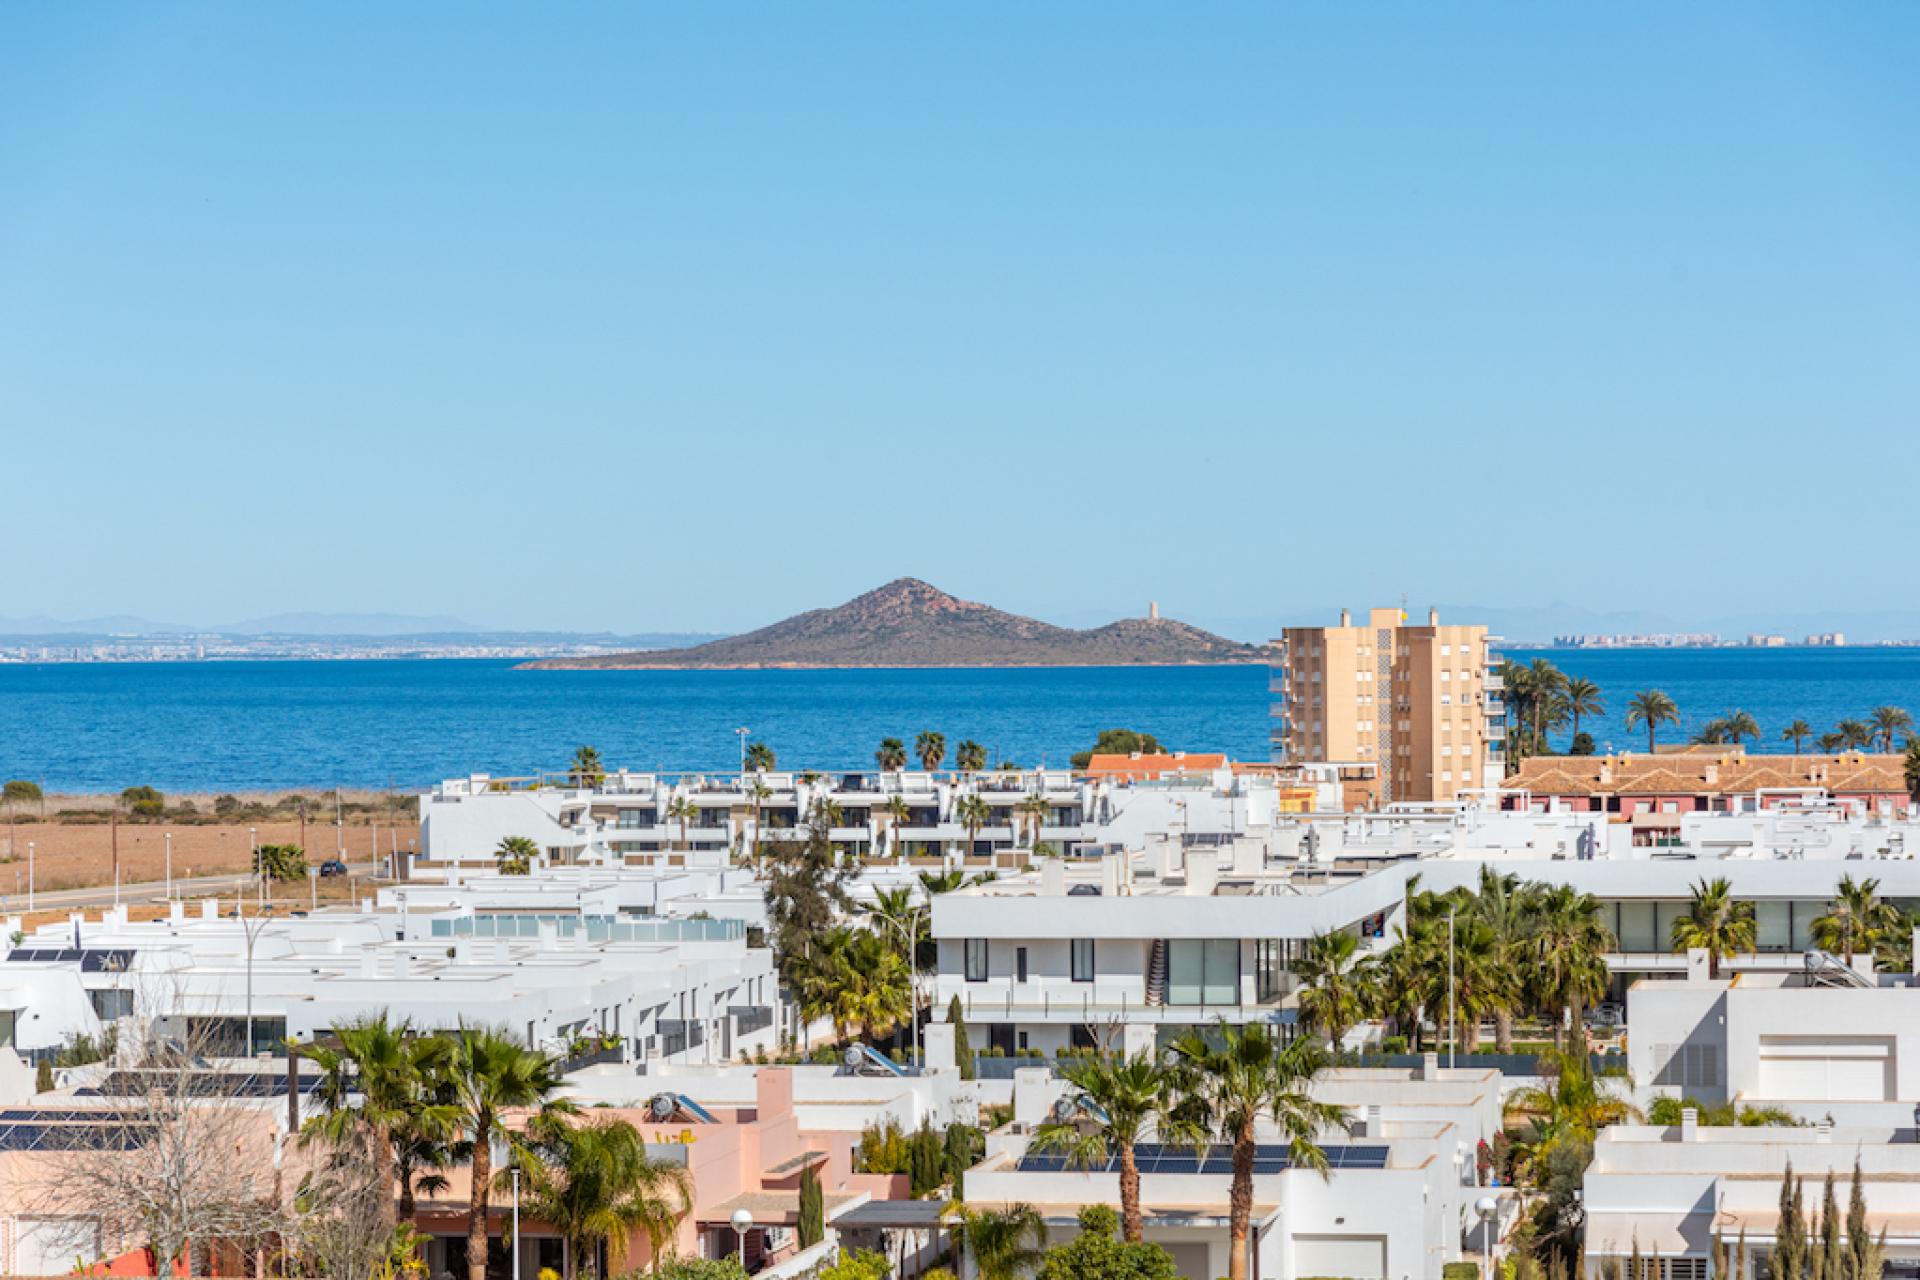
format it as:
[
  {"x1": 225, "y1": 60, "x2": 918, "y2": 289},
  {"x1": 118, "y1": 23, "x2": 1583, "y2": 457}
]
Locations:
[{"x1": 944, "y1": 984, "x2": 1289, "y2": 1024}]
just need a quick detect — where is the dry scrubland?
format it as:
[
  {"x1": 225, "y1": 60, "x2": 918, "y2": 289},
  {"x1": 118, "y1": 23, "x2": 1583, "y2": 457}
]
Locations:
[{"x1": 0, "y1": 789, "x2": 418, "y2": 894}]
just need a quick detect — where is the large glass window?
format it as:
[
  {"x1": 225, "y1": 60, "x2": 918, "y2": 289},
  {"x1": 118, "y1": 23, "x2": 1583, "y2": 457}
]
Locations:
[
  {"x1": 1071, "y1": 939, "x2": 1095, "y2": 983},
  {"x1": 1755, "y1": 900, "x2": 1792, "y2": 951},
  {"x1": 964, "y1": 938, "x2": 988, "y2": 982},
  {"x1": 1167, "y1": 940, "x2": 1239, "y2": 1006},
  {"x1": 1616, "y1": 901, "x2": 1657, "y2": 952}
]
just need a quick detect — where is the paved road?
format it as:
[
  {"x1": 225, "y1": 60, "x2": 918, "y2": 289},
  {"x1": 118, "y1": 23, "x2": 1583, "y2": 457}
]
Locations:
[{"x1": 0, "y1": 863, "x2": 380, "y2": 914}]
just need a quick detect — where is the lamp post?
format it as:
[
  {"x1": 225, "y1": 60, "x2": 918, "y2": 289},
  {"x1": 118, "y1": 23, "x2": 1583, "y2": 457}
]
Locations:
[
  {"x1": 241, "y1": 906, "x2": 275, "y2": 1058},
  {"x1": 164, "y1": 831, "x2": 173, "y2": 901},
  {"x1": 1474, "y1": 1195, "x2": 1498, "y2": 1280},
  {"x1": 250, "y1": 827, "x2": 260, "y2": 905},
  {"x1": 26, "y1": 841, "x2": 32, "y2": 912},
  {"x1": 736, "y1": 727, "x2": 751, "y2": 778},
  {"x1": 511, "y1": 1165, "x2": 522, "y2": 1280},
  {"x1": 1447, "y1": 904, "x2": 1457, "y2": 1069},
  {"x1": 876, "y1": 907, "x2": 925, "y2": 1066},
  {"x1": 730, "y1": 1208, "x2": 753, "y2": 1268}
]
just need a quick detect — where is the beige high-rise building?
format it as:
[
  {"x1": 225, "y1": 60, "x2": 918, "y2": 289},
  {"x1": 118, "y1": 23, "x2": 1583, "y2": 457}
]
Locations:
[{"x1": 1269, "y1": 607, "x2": 1506, "y2": 806}]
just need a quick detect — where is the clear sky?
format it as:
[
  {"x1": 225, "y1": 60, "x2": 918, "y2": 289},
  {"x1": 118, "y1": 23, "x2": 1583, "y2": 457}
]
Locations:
[{"x1": 3, "y1": 4, "x2": 1917, "y2": 637}]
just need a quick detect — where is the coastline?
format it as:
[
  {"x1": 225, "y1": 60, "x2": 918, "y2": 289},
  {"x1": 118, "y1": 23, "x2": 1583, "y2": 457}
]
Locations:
[{"x1": 517, "y1": 657, "x2": 1272, "y2": 671}]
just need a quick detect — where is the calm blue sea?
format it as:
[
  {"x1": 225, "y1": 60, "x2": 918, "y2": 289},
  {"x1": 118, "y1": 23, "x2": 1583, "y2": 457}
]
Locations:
[{"x1": 1, "y1": 648, "x2": 1917, "y2": 793}]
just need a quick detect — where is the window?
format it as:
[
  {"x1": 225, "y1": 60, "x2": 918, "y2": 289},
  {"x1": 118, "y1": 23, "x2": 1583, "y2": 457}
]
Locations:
[
  {"x1": 1167, "y1": 939, "x2": 1239, "y2": 1006},
  {"x1": 965, "y1": 939, "x2": 988, "y2": 982},
  {"x1": 1016, "y1": 947, "x2": 1029, "y2": 983},
  {"x1": 1071, "y1": 939, "x2": 1095, "y2": 983}
]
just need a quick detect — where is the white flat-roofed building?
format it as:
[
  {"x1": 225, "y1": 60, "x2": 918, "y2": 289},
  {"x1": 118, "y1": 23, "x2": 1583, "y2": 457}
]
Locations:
[
  {"x1": 1584, "y1": 1121, "x2": 1920, "y2": 1278},
  {"x1": 957, "y1": 1061, "x2": 1507, "y2": 1280}
]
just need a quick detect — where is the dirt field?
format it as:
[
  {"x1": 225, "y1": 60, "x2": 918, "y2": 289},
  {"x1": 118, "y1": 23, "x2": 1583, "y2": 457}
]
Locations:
[{"x1": 0, "y1": 818, "x2": 419, "y2": 895}]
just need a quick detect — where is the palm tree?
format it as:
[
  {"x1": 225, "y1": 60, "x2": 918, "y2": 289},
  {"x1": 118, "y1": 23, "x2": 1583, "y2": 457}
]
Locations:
[
  {"x1": 570, "y1": 746, "x2": 604, "y2": 789},
  {"x1": 1721, "y1": 710, "x2": 1760, "y2": 746},
  {"x1": 1016, "y1": 793, "x2": 1051, "y2": 849},
  {"x1": 1812, "y1": 875, "x2": 1898, "y2": 966},
  {"x1": 1527, "y1": 658, "x2": 1569, "y2": 750},
  {"x1": 863, "y1": 884, "x2": 931, "y2": 972},
  {"x1": 941, "y1": 1203, "x2": 1046, "y2": 1280},
  {"x1": 1624, "y1": 689, "x2": 1680, "y2": 753},
  {"x1": 1291, "y1": 931, "x2": 1373, "y2": 1054},
  {"x1": 1782, "y1": 720, "x2": 1813, "y2": 755},
  {"x1": 1442, "y1": 918, "x2": 1510, "y2": 1052},
  {"x1": 445, "y1": 1025, "x2": 579, "y2": 1280},
  {"x1": 745, "y1": 778, "x2": 772, "y2": 857},
  {"x1": 883, "y1": 794, "x2": 914, "y2": 857},
  {"x1": 519, "y1": 1114, "x2": 693, "y2": 1280},
  {"x1": 915, "y1": 731, "x2": 948, "y2": 772},
  {"x1": 792, "y1": 927, "x2": 913, "y2": 1045},
  {"x1": 1820, "y1": 731, "x2": 1848, "y2": 753},
  {"x1": 495, "y1": 835, "x2": 539, "y2": 876},
  {"x1": 875, "y1": 738, "x2": 907, "y2": 772},
  {"x1": 1471, "y1": 867, "x2": 1535, "y2": 1053},
  {"x1": 954, "y1": 793, "x2": 991, "y2": 857},
  {"x1": 743, "y1": 741, "x2": 776, "y2": 773},
  {"x1": 955, "y1": 740, "x2": 987, "y2": 774},
  {"x1": 1693, "y1": 718, "x2": 1731, "y2": 746},
  {"x1": 665, "y1": 795, "x2": 698, "y2": 850},
  {"x1": 1164, "y1": 1022, "x2": 1347, "y2": 1280},
  {"x1": 1906, "y1": 738, "x2": 1920, "y2": 804},
  {"x1": 301, "y1": 1016, "x2": 461, "y2": 1234},
  {"x1": 1505, "y1": 1050, "x2": 1640, "y2": 1164},
  {"x1": 1530, "y1": 885, "x2": 1613, "y2": 1051},
  {"x1": 1670, "y1": 877, "x2": 1755, "y2": 980},
  {"x1": 1836, "y1": 719, "x2": 1875, "y2": 751},
  {"x1": 1563, "y1": 677, "x2": 1604, "y2": 739},
  {"x1": 1030, "y1": 1054, "x2": 1172, "y2": 1243},
  {"x1": 1871, "y1": 706, "x2": 1913, "y2": 753}
]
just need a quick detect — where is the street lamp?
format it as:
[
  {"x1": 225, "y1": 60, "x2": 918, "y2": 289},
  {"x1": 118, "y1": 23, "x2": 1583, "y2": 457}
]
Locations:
[
  {"x1": 736, "y1": 727, "x2": 751, "y2": 778},
  {"x1": 1474, "y1": 1195, "x2": 1498, "y2": 1280},
  {"x1": 164, "y1": 831, "x2": 173, "y2": 901},
  {"x1": 510, "y1": 1165, "x2": 522, "y2": 1280},
  {"x1": 875, "y1": 906, "x2": 926, "y2": 1066},
  {"x1": 241, "y1": 906, "x2": 276, "y2": 1058},
  {"x1": 26, "y1": 841, "x2": 32, "y2": 912},
  {"x1": 1447, "y1": 904, "x2": 1457, "y2": 1069},
  {"x1": 730, "y1": 1208, "x2": 753, "y2": 1268}
]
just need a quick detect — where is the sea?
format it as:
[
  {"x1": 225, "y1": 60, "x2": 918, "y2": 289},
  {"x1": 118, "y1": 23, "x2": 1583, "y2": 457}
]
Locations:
[{"x1": 1, "y1": 648, "x2": 1918, "y2": 793}]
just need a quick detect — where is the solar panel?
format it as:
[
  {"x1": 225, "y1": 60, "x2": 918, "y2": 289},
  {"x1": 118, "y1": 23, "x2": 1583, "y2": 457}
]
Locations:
[
  {"x1": 81, "y1": 949, "x2": 138, "y2": 972},
  {"x1": 0, "y1": 1122, "x2": 156, "y2": 1152}
]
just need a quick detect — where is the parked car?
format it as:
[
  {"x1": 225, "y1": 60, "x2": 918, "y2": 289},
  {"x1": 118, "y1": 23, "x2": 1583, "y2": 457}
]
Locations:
[{"x1": 318, "y1": 859, "x2": 349, "y2": 877}]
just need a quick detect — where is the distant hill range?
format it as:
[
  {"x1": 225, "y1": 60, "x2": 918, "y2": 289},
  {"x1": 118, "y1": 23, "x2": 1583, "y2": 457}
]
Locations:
[{"x1": 523, "y1": 579, "x2": 1270, "y2": 669}]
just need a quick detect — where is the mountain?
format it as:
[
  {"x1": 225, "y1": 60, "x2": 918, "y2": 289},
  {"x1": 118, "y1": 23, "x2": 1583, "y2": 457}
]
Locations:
[
  {"x1": 522, "y1": 578, "x2": 1269, "y2": 669},
  {"x1": 0, "y1": 613, "x2": 194, "y2": 636}
]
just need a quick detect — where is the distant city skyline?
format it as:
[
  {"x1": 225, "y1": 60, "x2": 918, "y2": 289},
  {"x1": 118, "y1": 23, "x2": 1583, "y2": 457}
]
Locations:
[{"x1": 4, "y1": 5, "x2": 1917, "y2": 633}]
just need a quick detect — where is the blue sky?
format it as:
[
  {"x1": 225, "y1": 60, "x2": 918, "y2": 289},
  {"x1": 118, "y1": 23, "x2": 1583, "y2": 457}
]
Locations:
[{"x1": 3, "y1": 4, "x2": 1917, "y2": 637}]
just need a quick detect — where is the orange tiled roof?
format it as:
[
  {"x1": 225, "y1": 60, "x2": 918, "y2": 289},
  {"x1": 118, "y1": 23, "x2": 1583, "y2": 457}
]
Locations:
[
  {"x1": 1507, "y1": 752, "x2": 1906, "y2": 797},
  {"x1": 1083, "y1": 752, "x2": 1228, "y2": 780}
]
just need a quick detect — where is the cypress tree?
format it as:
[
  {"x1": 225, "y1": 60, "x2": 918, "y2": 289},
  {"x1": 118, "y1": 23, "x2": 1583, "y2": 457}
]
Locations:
[
  {"x1": 1712, "y1": 1233, "x2": 1728, "y2": 1279},
  {"x1": 798, "y1": 1161, "x2": 824, "y2": 1247},
  {"x1": 1845, "y1": 1158, "x2": 1884, "y2": 1280},
  {"x1": 1820, "y1": 1171, "x2": 1843, "y2": 1278},
  {"x1": 1775, "y1": 1167, "x2": 1805, "y2": 1280},
  {"x1": 948, "y1": 996, "x2": 973, "y2": 1080},
  {"x1": 34, "y1": 1059, "x2": 52, "y2": 1094},
  {"x1": 1735, "y1": 1227, "x2": 1748, "y2": 1280}
]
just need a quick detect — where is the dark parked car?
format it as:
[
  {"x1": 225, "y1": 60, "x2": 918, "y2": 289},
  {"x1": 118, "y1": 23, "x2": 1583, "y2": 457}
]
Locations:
[{"x1": 318, "y1": 859, "x2": 349, "y2": 877}]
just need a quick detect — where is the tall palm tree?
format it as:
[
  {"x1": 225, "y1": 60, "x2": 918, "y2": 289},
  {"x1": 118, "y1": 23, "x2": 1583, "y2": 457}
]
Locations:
[
  {"x1": 915, "y1": 731, "x2": 947, "y2": 772},
  {"x1": 883, "y1": 794, "x2": 914, "y2": 856},
  {"x1": 1529, "y1": 885, "x2": 1613, "y2": 1051},
  {"x1": 1871, "y1": 706, "x2": 1913, "y2": 753},
  {"x1": 745, "y1": 778, "x2": 772, "y2": 857},
  {"x1": 1164, "y1": 1023, "x2": 1346, "y2": 1280},
  {"x1": 1812, "y1": 875, "x2": 1897, "y2": 966},
  {"x1": 1016, "y1": 793, "x2": 1051, "y2": 849},
  {"x1": 1030, "y1": 1054, "x2": 1172, "y2": 1243},
  {"x1": 1471, "y1": 867, "x2": 1535, "y2": 1053},
  {"x1": 1291, "y1": 930, "x2": 1373, "y2": 1054},
  {"x1": 743, "y1": 741, "x2": 776, "y2": 773},
  {"x1": 1527, "y1": 659, "x2": 1569, "y2": 749},
  {"x1": 1906, "y1": 738, "x2": 1920, "y2": 804},
  {"x1": 302, "y1": 1016, "x2": 460, "y2": 1234},
  {"x1": 955, "y1": 740, "x2": 987, "y2": 774},
  {"x1": 863, "y1": 884, "x2": 931, "y2": 972},
  {"x1": 570, "y1": 746, "x2": 604, "y2": 789},
  {"x1": 519, "y1": 1114, "x2": 692, "y2": 1280},
  {"x1": 941, "y1": 1203, "x2": 1047, "y2": 1280},
  {"x1": 954, "y1": 793, "x2": 991, "y2": 856},
  {"x1": 1721, "y1": 710, "x2": 1760, "y2": 747},
  {"x1": 1624, "y1": 690, "x2": 1680, "y2": 753},
  {"x1": 1836, "y1": 719, "x2": 1875, "y2": 751},
  {"x1": 1782, "y1": 720, "x2": 1813, "y2": 755},
  {"x1": 1670, "y1": 877, "x2": 1755, "y2": 980},
  {"x1": 875, "y1": 738, "x2": 907, "y2": 772},
  {"x1": 665, "y1": 795, "x2": 698, "y2": 850},
  {"x1": 1819, "y1": 731, "x2": 1848, "y2": 753},
  {"x1": 495, "y1": 835, "x2": 539, "y2": 876},
  {"x1": 1370, "y1": 918, "x2": 1438, "y2": 1052},
  {"x1": 1563, "y1": 677, "x2": 1604, "y2": 739},
  {"x1": 1441, "y1": 917, "x2": 1510, "y2": 1052},
  {"x1": 793, "y1": 927, "x2": 913, "y2": 1044},
  {"x1": 445, "y1": 1025, "x2": 579, "y2": 1280}
]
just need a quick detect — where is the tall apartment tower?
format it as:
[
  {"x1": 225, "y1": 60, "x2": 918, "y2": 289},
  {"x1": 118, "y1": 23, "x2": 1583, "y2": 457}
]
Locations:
[{"x1": 1270, "y1": 606, "x2": 1506, "y2": 806}]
